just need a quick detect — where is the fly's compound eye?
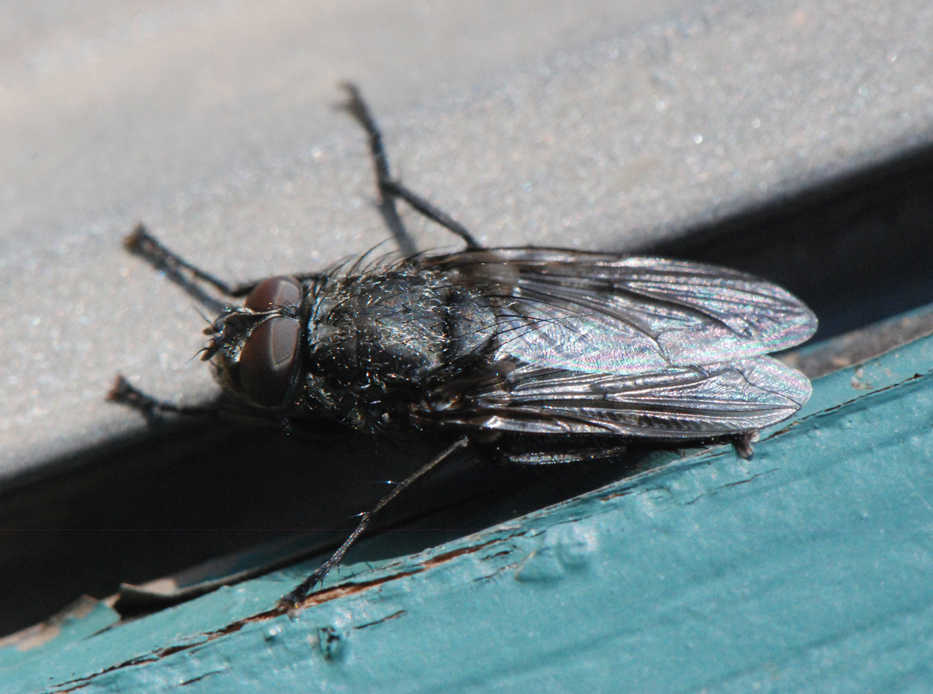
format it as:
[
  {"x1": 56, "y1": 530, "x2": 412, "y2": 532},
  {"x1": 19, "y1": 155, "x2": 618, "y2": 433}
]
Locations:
[
  {"x1": 245, "y1": 276, "x2": 302, "y2": 311},
  {"x1": 239, "y1": 317, "x2": 300, "y2": 406}
]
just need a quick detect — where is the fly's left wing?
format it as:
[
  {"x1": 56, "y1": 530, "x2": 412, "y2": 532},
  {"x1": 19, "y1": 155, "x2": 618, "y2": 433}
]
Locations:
[{"x1": 424, "y1": 249, "x2": 817, "y2": 376}]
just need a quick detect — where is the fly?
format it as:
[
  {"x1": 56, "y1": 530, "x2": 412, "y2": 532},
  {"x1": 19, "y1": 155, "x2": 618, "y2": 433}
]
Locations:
[{"x1": 110, "y1": 84, "x2": 818, "y2": 610}]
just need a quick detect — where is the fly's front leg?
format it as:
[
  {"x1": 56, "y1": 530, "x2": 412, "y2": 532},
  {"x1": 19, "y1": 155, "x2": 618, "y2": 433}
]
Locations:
[
  {"x1": 123, "y1": 224, "x2": 261, "y2": 313},
  {"x1": 108, "y1": 374, "x2": 288, "y2": 430},
  {"x1": 107, "y1": 374, "x2": 221, "y2": 422},
  {"x1": 124, "y1": 224, "x2": 324, "y2": 312},
  {"x1": 340, "y1": 83, "x2": 481, "y2": 250},
  {"x1": 115, "y1": 225, "x2": 317, "y2": 423}
]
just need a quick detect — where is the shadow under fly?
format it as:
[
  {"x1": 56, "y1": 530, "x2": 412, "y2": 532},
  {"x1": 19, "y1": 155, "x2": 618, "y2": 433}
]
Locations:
[{"x1": 110, "y1": 83, "x2": 817, "y2": 611}]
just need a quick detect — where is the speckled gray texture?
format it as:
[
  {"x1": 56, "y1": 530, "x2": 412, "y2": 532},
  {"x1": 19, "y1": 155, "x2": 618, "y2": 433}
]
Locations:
[{"x1": 3, "y1": 0, "x2": 932, "y2": 487}]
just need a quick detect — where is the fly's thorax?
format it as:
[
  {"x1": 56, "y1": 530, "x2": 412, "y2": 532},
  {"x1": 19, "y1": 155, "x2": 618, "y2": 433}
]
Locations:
[
  {"x1": 205, "y1": 276, "x2": 307, "y2": 409},
  {"x1": 300, "y1": 268, "x2": 498, "y2": 431}
]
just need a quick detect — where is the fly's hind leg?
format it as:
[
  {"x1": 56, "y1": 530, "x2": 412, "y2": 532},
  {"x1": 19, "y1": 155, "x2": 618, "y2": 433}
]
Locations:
[
  {"x1": 732, "y1": 431, "x2": 758, "y2": 460},
  {"x1": 340, "y1": 83, "x2": 481, "y2": 250},
  {"x1": 278, "y1": 435, "x2": 471, "y2": 611}
]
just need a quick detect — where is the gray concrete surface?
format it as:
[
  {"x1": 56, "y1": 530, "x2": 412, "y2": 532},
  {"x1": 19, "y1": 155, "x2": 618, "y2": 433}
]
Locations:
[{"x1": 3, "y1": 0, "x2": 932, "y2": 487}]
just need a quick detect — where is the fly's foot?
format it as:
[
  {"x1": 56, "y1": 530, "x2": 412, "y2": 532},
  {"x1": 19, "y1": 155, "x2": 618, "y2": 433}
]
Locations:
[{"x1": 732, "y1": 431, "x2": 758, "y2": 460}]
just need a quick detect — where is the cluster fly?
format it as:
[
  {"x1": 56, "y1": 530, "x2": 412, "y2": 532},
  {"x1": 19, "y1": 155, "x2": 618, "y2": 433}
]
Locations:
[{"x1": 111, "y1": 84, "x2": 817, "y2": 609}]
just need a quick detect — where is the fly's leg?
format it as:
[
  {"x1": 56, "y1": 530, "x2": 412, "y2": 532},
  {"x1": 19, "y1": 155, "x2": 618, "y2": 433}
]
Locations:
[
  {"x1": 340, "y1": 83, "x2": 482, "y2": 250},
  {"x1": 380, "y1": 178, "x2": 481, "y2": 249},
  {"x1": 278, "y1": 435, "x2": 471, "y2": 611},
  {"x1": 108, "y1": 374, "x2": 221, "y2": 421},
  {"x1": 125, "y1": 224, "x2": 253, "y2": 313},
  {"x1": 732, "y1": 431, "x2": 757, "y2": 460},
  {"x1": 108, "y1": 374, "x2": 288, "y2": 431},
  {"x1": 124, "y1": 224, "x2": 324, "y2": 312},
  {"x1": 111, "y1": 228, "x2": 242, "y2": 421},
  {"x1": 337, "y1": 83, "x2": 413, "y2": 255}
]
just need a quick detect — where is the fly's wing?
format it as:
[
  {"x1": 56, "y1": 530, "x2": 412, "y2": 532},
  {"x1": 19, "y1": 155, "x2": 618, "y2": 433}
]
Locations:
[
  {"x1": 423, "y1": 249, "x2": 818, "y2": 375},
  {"x1": 419, "y1": 356, "x2": 811, "y2": 439},
  {"x1": 416, "y1": 248, "x2": 816, "y2": 444}
]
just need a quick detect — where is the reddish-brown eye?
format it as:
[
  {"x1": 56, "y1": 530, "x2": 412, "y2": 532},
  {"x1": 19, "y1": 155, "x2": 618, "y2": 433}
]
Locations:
[
  {"x1": 239, "y1": 317, "x2": 300, "y2": 406},
  {"x1": 245, "y1": 276, "x2": 302, "y2": 311}
]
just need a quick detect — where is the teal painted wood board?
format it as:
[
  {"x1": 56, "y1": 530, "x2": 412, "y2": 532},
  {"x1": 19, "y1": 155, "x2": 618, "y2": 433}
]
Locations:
[{"x1": 3, "y1": 329, "x2": 931, "y2": 693}]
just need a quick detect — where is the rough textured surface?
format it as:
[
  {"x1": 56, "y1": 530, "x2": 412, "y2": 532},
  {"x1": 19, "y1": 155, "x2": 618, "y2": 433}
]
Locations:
[
  {"x1": 2, "y1": 319, "x2": 930, "y2": 693},
  {"x1": 3, "y1": 0, "x2": 933, "y2": 484}
]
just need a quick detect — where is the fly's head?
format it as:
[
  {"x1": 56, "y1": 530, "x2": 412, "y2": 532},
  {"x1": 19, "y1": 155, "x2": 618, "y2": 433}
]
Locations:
[{"x1": 202, "y1": 276, "x2": 305, "y2": 409}]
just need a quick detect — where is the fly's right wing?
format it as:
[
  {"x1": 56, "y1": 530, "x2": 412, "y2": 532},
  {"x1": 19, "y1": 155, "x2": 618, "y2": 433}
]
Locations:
[{"x1": 420, "y1": 356, "x2": 811, "y2": 439}]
